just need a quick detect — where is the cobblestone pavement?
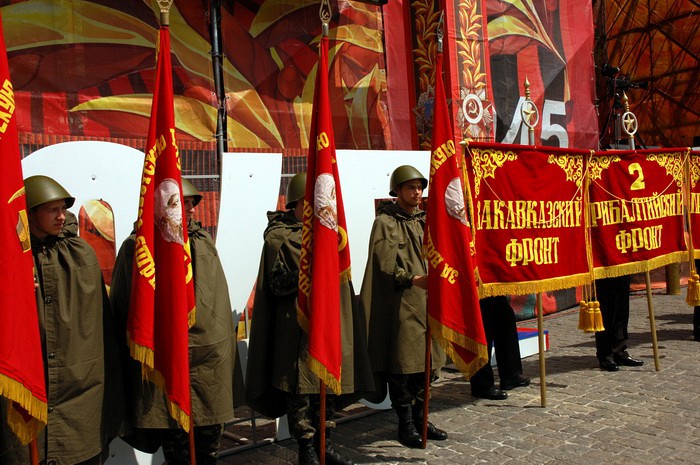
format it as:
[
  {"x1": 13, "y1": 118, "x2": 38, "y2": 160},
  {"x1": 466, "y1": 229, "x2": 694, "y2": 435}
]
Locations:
[{"x1": 221, "y1": 290, "x2": 700, "y2": 464}]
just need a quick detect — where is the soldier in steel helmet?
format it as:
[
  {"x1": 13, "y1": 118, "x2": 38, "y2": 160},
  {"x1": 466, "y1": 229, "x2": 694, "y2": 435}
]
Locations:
[
  {"x1": 0, "y1": 175, "x2": 124, "y2": 465},
  {"x1": 246, "y1": 173, "x2": 373, "y2": 465},
  {"x1": 110, "y1": 178, "x2": 235, "y2": 465},
  {"x1": 359, "y1": 165, "x2": 449, "y2": 449}
]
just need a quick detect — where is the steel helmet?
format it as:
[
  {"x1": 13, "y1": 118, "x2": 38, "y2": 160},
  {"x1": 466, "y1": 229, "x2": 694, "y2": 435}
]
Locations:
[
  {"x1": 181, "y1": 178, "x2": 203, "y2": 206},
  {"x1": 24, "y1": 175, "x2": 75, "y2": 210},
  {"x1": 389, "y1": 165, "x2": 427, "y2": 196},
  {"x1": 285, "y1": 172, "x2": 307, "y2": 209}
]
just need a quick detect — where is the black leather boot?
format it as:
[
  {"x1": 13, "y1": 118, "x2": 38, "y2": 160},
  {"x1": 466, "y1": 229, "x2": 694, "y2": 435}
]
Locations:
[
  {"x1": 394, "y1": 405, "x2": 423, "y2": 448},
  {"x1": 298, "y1": 437, "x2": 320, "y2": 465},
  {"x1": 412, "y1": 403, "x2": 448, "y2": 441}
]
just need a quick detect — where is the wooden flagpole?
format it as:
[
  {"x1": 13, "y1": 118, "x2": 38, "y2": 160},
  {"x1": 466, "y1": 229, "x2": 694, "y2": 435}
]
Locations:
[
  {"x1": 29, "y1": 438, "x2": 39, "y2": 465},
  {"x1": 621, "y1": 92, "x2": 660, "y2": 371},
  {"x1": 522, "y1": 79, "x2": 547, "y2": 407}
]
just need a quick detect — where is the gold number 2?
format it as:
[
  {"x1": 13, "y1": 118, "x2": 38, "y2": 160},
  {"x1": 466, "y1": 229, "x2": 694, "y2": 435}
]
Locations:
[{"x1": 628, "y1": 163, "x2": 645, "y2": 191}]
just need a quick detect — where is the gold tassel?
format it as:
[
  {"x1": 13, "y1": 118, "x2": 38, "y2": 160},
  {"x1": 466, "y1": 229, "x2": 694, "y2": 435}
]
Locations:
[
  {"x1": 578, "y1": 300, "x2": 590, "y2": 331},
  {"x1": 578, "y1": 300, "x2": 605, "y2": 332},
  {"x1": 591, "y1": 300, "x2": 605, "y2": 332},
  {"x1": 686, "y1": 271, "x2": 700, "y2": 306}
]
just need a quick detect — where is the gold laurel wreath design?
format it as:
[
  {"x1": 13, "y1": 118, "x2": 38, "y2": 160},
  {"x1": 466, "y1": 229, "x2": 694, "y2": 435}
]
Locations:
[
  {"x1": 647, "y1": 151, "x2": 688, "y2": 188},
  {"x1": 547, "y1": 154, "x2": 584, "y2": 188},
  {"x1": 469, "y1": 147, "x2": 517, "y2": 196},
  {"x1": 587, "y1": 154, "x2": 621, "y2": 181}
]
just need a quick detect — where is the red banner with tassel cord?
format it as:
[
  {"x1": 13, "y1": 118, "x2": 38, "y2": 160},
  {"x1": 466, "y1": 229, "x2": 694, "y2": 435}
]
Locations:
[
  {"x1": 126, "y1": 25, "x2": 195, "y2": 432},
  {"x1": 588, "y1": 148, "x2": 689, "y2": 279},
  {"x1": 0, "y1": 11, "x2": 47, "y2": 445},
  {"x1": 679, "y1": 149, "x2": 699, "y2": 305},
  {"x1": 296, "y1": 34, "x2": 350, "y2": 394},
  {"x1": 464, "y1": 142, "x2": 593, "y2": 298}
]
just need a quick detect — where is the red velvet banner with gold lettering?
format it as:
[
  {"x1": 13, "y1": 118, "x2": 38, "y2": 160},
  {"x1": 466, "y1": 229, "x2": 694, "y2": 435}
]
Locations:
[
  {"x1": 689, "y1": 150, "x2": 700, "y2": 259},
  {"x1": 589, "y1": 148, "x2": 689, "y2": 277},
  {"x1": 0, "y1": 11, "x2": 47, "y2": 444},
  {"x1": 296, "y1": 35, "x2": 350, "y2": 395},
  {"x1": 127, "y1": 26, "x2": 195, "y2": 432},
  {"x1": 465, "y1": 141, "x2": 592, "y2": 297}
]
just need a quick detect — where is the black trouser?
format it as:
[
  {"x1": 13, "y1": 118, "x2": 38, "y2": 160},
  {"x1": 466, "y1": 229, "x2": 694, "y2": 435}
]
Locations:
[
  {"x1": 595, "y1": 275, "x2": 632, "y2": 361},
  {"x1": 470, "y1": 296, "x2": 523, "y2": 391},
  {"x1": 387, "y1": 372, "x2": 426, "y2": 409},
  {"x1": 160, "y1": 424, "x2": 224, "y2": 465},
  {"x1": 286, "y1": 393, "x2": 337, "y2": 441}
]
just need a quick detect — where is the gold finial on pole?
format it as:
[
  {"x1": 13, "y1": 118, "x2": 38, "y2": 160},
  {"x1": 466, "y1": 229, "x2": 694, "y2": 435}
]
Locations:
[
  {"x1": 521, "y1": 77, "x2": 539, "y2": 145},
  {"x1": 437, "y1": 11, "x2": 445, "y2": 53},
  {"x1": 320, "y1": 0, "x2": 331, "y2": 37},
  {"x1": 157, "y1": 0, "x2": 173, "y2": 26}
]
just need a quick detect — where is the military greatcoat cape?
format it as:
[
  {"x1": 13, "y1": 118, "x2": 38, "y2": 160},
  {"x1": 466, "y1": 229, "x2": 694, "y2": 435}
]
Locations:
[
  {"x1": 110, "y1": 219, "x2": 235, "y2": 437},
  {"x1": 245, "y1": 210, "x2": 373, "y2": 419},
  {"x1": 1, "y1": 212, "x2": 124, "y2": 465},
  {"x1": 360, "y1": 201, "x2": 446, "y2": 382}
]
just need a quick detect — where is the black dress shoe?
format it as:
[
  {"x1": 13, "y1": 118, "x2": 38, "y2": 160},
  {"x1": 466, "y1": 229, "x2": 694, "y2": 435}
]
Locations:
[
  {"x1": 614, "y1": 355, "x2": 644, "y2": 366},
  {"x1": 471, "y1": 387, "x2": 508, "y2": 400},
  {"x1": 424, "y1": 421, "x2": 448, "y2": 441},
  {"x1": 599, "y1": 359, "x2": 619, "y2": 371},
  {"x1": 500, "y1": 376, "x2": 531, "y2": 391}
]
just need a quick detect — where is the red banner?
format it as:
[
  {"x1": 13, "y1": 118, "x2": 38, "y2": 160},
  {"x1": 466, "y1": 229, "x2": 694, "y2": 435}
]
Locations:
[
  {"x1": 425, "y1": 49, "x2": 487, "y2": 379},
  {"x1": 689, "y1": 150, "x2": 700, "y2": 259},
  {"x1": 589, "y1": 148, "x2": 688, "y2": 277},
  {"x1": 0, "y1": 11, "x2": 47, "y2": 444},
  {"x1": 127, "y1": 26, "x2": 195, "y2": 432},
  {"x1": 465, "y1": 141, "x2": 592, "y2": 296},
  {"x1": 296, "y1": 35, "x2": 351, "y2": 395}
]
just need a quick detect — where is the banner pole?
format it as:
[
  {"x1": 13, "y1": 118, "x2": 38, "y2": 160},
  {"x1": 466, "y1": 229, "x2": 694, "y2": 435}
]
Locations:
[
  {"x1": 622, "y1": 92, "x2": 660, "y2": 371},
  {"x1": 422, "y1": 326, "x2": 431, "y2": 449},
  {"x1": 189, "y1": 426, "x2": 196, "y2": 465},
  {"x1": 319, "y1": 381, "x2": 326, "y2": 465},
  {"x1": 536, "y1": 294, "x2": 547, "y2": 407},
  {"x1": 29, "y1": 438, "x2": 39, "y2": 465},
  {"x1": 522, "y1": 78, "x2": 546, "y2": 407}
]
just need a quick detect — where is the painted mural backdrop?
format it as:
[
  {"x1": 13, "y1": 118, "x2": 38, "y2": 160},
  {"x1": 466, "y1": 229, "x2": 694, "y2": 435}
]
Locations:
[
  {"x1": 389, "y1": 0, "x2": 597, "y2": 150},
  {"x1": 0, "y1": 0, "x2": 389, "y2": 150}
]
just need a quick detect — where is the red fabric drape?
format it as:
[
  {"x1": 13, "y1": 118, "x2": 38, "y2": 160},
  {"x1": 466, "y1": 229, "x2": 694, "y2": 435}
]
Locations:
[
  {"x1": 425, "y1": 50, "x2": 488, "y2": 379},
  {"x1": 465, "y1": 142, "x2": 592, "y2": 296},
  {"x1": 296, "y1": 35, "x2": 349, "y2": 394},
  {"x1": 0, "y1": 11, "x2": 47, "y2": 444},
  {"x1": 589, "y1": 148, "x2": 688, "y2": 277},
  {"x1": 127, "y1": 26, "x2": 194, "y2": 432}
]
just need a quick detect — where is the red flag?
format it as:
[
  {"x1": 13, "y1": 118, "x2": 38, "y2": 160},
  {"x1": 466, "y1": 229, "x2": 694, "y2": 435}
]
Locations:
[
  {"x1": 0, "y1": 12, "x2": 47, "y2": 444},
  {"x1": 127, "y1": 26, "x2": 195, "y2": 432},
  {"x1": 297, "y1": 35, "x2": 351, "y2": 394},
  {"x1": 424, "y1": 49, "x2": 488, "y2": 379}
]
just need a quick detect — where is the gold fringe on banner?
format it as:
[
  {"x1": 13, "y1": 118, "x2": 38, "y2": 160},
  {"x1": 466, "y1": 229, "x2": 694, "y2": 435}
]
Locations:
[
  {"x1": 188, "y1": 307, "x2": 196, "y2": 329},
  {"x1": 128, "y1": 335, "x2": 155, "y2": 373},
  {"x1": 308, "y1": 357, "x2": 342, "y2": 395},
  {"x1": 1, "y1": 374, "x2": 47, "y2": 445},
  {"x1": 593, "y1": 251, "x2": 688, "y2": 280},
  {"x1": 148, "y1": 369, "x2": 191, "y2": 432},
  {"x1": 478, "y1": 272, "x2": 592, "y2": 298},
  {"x1": 428, "y1": 316, "x2": 490, "y2": 380}
]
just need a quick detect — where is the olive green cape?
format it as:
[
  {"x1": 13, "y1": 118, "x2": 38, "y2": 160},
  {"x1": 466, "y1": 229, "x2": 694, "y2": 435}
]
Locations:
[
  {"x1": 110, "y1": 219, "x2": 235, "y2": 441},
  {"x1": 1, "y1": 212, "x2": 124, "y2": 465},
  {"x1": 245, "y1": 210, "x2": 373, "y2": 419},
  {"x1": 359, "y1": 202, "x2": 446, "y2": 387}
]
